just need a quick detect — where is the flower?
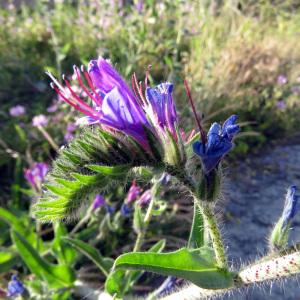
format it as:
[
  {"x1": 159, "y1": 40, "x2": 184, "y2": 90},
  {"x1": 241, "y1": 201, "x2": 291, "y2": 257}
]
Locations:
[
  {"x1": 24, "y1": 162, "x2": 49, "y2": 190},
  {"x1": 120, "y1": 203, "x2": 132, "y2": 217},
  {"x1": 9, "y1": 105, "x2": 26, "y2": 117},
  {"x1": 281, "y1": 185, "x2": 299, "y2": 229},
  {"x1": 126, "y1": 181, "x2": 141, "y2": 203},
  {"x1": 92, "y1": 194, "x2": 106, "y2": 210},
  {"x1": 145, "y1": 82, "x2": 178, "y2": 138},
  {"x1": 64, "y1": 123, "x2": 77, "y2": 142},
  {"x1": 138, "y1": 190, "x2": 152, "y2": 206},
  {"x1": 47, "y1": 102, "x2": 58, "y2": 113},
  {"x1": 32, "y1": 114, "x2": 48, "y2": 127},
  {"x1": 106, "y1": 205, "x2": 115, "y2": 215},
  {"x1": 277, "y1": 75, "x2": 288, "y2": 85},
  {"x1": 7, "y1": 275, "x2": 25, "y2": 298},
  {"x1": 276, "y1": 100, "x2": 286, "y2": 110},
  {"x1": 47, "y1": 57, "x2": 181, "y2": 154},
  {"x1": 193, "y1": 115, "x2": 240, "y2": 174}
]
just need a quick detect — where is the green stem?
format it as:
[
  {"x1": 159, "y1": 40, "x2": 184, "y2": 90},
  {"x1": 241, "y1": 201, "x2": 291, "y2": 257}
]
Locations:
[
  {"x1": 197, "y1": 202, "x2": 227, "y2": 268},
  {"x1": 133, "y1": 194, "x2": 156, "y2": 252}
]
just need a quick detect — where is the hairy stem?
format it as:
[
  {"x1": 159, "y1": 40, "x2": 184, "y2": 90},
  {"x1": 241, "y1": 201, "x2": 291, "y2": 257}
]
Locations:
[{"x1": 197, "y1": 202, "x2": 227, "y2": 268}]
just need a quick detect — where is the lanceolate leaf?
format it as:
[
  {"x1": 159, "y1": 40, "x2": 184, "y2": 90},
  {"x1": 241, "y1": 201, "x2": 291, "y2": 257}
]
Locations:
[
  {"x1": 33, "y1": 127, "x2": 159, "y2": 221},
  {"x1": 63, "y1": 237, "x2": 113, "y2": 277},
  {"x1": 188, "y1": 202, "x2": 204, "y2": 249},
  {"x1": 105, "y1": 239, "x2": 166, "y2": 297},
  {"x1": 11, "y1": 231, "x2": 75, "y2": 288},
  {"x1": 111, "y1": 247, "x2": 234, "y2": 292}
]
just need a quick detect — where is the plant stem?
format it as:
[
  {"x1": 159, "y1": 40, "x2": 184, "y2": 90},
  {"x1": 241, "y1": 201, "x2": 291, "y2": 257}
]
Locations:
[
  {"x1": 133, "y1": 195, "x2": 156, "y2": 252},
  {"x1": 197, "y1": 202, "x2": 227, "y2": 268},
  {"x1": 37, "y1": 126, "x2": 59, "y2": 151}
]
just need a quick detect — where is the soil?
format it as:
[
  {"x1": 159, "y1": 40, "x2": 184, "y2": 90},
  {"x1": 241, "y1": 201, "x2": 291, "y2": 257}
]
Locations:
[{"x1": 222, "y1": 142, "x2": 300, "y2": 299}]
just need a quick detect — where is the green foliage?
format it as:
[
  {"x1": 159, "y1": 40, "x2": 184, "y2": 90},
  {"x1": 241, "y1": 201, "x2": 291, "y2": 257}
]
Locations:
[
  {"x1": 33, "y1": 127, "x2": 157, "y2": 221},
  {"x1": 11, "y1": 231, "x2": 76, "y2": 289},
  {"x1": 110, "y1": 247, "x2": 234, "y2": 296},
  {"x1": 63, "y1": 237, "x2": 113, "y2": 277}
]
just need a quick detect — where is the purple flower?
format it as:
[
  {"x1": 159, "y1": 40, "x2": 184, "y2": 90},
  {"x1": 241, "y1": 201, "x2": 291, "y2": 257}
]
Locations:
[
  {"x1": 126, "y1": 181, "x2": 141, "y2": 203},
  {"x1": 277, "y1": 75, "x2": 288, "y2": 85},
  {"x1": 276, "y1": 100, "x2": 286, "y2": 110},
  {"x1": 9, "y1": 105, "x2": 26, "y2": 117},
  {"x1": 193, "y1": 115, "x2": 240, "y2": 174},
  {"x1": 92, "y1": 194, "x2": 106, "y2": 210},
  {"x1": 48, "y1": 58, "x2": 150, "y2": 150},
  {"x1": 291, "y1": 86, "x2": 300, "y2": 95},
  {"x1": 32, "y1": 114, "x2": 48, "y2": 127},
  {"x1": 136, "y1": 0, "x2": 144, "y2": 13},
  {"x1": 138, "y1": 190, "x2": 152, "y2": 206},
  {"x1": 145, "y1": 82, "x2": 178, "y2": 138},
  {"x1": 24, "y1": 162, "x2": 49, "y2": 190},
  {"x1": 7, "y1": 275, "x2": 24, "y2": 298},
  {"x1": 281, "y1": 185, "x2": 299, "y2": 229},
  {"x1": 64, "y1": 123, "x2": 77, "y2": 142}
]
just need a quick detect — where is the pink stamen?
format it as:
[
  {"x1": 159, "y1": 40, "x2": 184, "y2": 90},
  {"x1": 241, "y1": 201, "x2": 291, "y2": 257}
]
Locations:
[
  {"x1": 73, "y1": 66, "x2": 102, "y2": 106},
  {"x1": 184, "y1": 79, "x2": 206, "y2": 147},
  {"x1": 62, "y1": 75, "x2": 98, "y2": 116},
  {"x1": 50, "y1": 83, "x2": 95, "y2": 117},
  {"x1": 145, "y1": 64, "x2": 152, "y2": 88}
]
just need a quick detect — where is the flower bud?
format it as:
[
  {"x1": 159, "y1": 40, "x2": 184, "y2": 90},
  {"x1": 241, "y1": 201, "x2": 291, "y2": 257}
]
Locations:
[{"x1": 270, "y1": 186, "x2": 299, "y2": 250}]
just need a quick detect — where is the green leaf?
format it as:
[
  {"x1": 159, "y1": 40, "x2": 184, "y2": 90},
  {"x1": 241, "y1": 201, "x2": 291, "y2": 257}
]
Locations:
[
  {"x1": 0, "y1": 208, "x2": 42, "y2": 250},
  {"x1": 188, "y1": 203, "x2": 204, "y2": 249},
  {"x1": 34, "y1": 126, "x2": 159, "y2": 221},
  {"x1": 111, "y1": 248, "x2": 234, "y2": 292},
  {"x1": 63, "y1": 237, "x2": 113, "y2": 277},
  {"x1": 87, "y1": 164, "x2": 131, "y2": 177},
  {"x1": 0, "y1": 250, "x2": 20, "y2": 273},
  {"x1": 11, "y1": 231, "x2": 75, "y2": 288},
  {"x1": 105, "y1": 240, "x2": 166, "y2": 297},
  {"x1": 52, "y1": 223, "x2": 77, "y2": 265}
]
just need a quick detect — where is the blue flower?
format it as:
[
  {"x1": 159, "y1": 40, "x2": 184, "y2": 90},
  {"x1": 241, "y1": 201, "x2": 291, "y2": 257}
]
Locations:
[
  {"x1": 120, "y1": 203, "x2": 132, "y2": 217},
  {"x1": 7, "y1": 275, "x2": 24, "y2": 298},
  {"x1": 105, "y1": 205, "x2": 115, "y2": 215},
  {"x1": 193, "y1": 115, "x2": 240, "y2": 174},
  {"x1": 282, "y1": 185, "x2": 299, "y2": 229}
]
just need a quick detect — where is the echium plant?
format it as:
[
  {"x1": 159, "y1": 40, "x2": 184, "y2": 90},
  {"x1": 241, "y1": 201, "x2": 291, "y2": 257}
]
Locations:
[{"x1": 34, "y1": 57, "x2": 300, "y2": 299}]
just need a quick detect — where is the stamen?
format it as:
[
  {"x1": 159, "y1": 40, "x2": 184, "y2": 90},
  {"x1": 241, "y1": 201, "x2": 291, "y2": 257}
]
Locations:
[
  {"x1": 81, "y1": 65, "x2": 101, "y2": 99},
  {"x1": 132, "y1": 73, "x2": 146, "y2": 104},
  {"x1": 62, "y1": 75, "x2": 99, "y2": 117},
  {"x1": 73, "y1": 65, "x2": 102, "y2": 106},
  {"x1": 145, "y1": 64, "x2": 152, "y2": 88},
  {"x1": 51, "y1": 83, "x2": 95, "y2": 117},
  {"x1": 184, "y1": 79, "x2": 206, "y2": 146}
]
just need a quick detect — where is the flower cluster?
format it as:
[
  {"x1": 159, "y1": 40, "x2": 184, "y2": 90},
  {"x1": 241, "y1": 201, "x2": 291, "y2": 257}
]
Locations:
[
  {"x1": 24, "y1": 162, "x2": 49, "y2": 191},
  {"x1": 48, "y1": 57, "x2": 183, "y2": 165}
]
